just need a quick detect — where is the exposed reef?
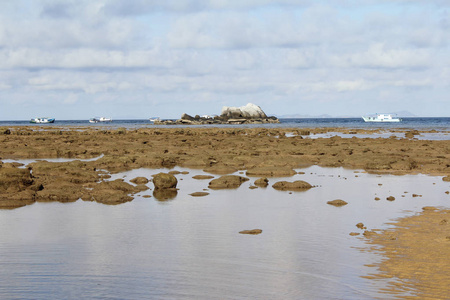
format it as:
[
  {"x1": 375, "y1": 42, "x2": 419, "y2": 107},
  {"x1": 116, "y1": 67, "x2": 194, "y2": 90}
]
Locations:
[{"x1": 0, "y1": 126, "x2": 449, "y2": 209}]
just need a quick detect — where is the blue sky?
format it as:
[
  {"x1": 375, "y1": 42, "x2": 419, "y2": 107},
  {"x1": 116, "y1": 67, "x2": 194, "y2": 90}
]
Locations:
[{"x1": 1, "y1": 0, "x2": 449, "y2": 120}]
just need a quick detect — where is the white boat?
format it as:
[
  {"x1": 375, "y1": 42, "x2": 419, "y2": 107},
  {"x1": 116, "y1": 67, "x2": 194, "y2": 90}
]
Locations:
[
  {"x1": 362, "y1": 113, "x2": 401, "y2": 123},
  {"x1": 149, "y1": 117, "x2": 160, "y2": 122},
  {"x1": 30, "y1": 117, "x2": 55, "y2": 124},
  {"x1": 89, "y1": 117, "x2": 112, "y2": 123}
]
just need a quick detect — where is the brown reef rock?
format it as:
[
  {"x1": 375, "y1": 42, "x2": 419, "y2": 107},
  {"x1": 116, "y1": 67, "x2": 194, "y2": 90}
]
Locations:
[
  {"x1": 130, "y1": 177, "x2": 149, "y2": 184},
  {"x1": 272, "y1": 180, "x2": 313, "y2": 191},
  {"x1": 254, "y1": 177, "x2": 269, "y2": 187},
  {"x1": 327, "y1": 199, "x2": 348, "y2": 207},
  {"x1": 152, "y1": 173, "x2": 178, "y2": 190},
  {"x1": 208, "y1": 175, "x2": 249, "y2": 189},
  {"x1": 239, "y1": 229, "x2": 263, "y2": 235}
]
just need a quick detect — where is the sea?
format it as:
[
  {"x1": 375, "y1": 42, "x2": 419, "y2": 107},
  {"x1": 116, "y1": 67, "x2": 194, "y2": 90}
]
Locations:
[
  {"x1": 1, "y1": 117, "x2": 450, "y2": 299},
  {"x1": 0, "y1": 117, "x2": 449, "y2": 130}
]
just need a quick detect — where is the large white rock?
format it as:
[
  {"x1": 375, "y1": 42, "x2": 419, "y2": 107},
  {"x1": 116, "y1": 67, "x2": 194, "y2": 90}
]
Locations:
[{"x1": 221, "y1": 103, "x2": 267, "y2": 119}]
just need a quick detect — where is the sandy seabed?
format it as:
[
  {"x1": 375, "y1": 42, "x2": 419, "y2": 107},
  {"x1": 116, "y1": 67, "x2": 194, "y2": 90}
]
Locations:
[{"x1": 1, "y1": 126, "x2": 450, "y2": 298}]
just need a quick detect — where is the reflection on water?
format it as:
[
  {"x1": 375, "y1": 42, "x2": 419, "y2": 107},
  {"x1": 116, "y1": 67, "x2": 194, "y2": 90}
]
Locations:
[
  {"x1": 0, "y1": 166, "x2": 449, "y2": 299},
  {"x1": 1, "y1": 154, "x2": 104, "y2": 167}
]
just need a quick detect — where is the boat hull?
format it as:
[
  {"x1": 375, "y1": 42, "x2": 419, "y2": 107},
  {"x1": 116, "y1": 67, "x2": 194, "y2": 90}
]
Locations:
[
  {"x1": 362, "y1": 117, "x2": 401, "y2": 122},
  {"x1": 362, "y1": 114, "x2": 401, "y2": 123},
  {"x1": 30, "y1": 118, "x2": 55, "y2": 124}
]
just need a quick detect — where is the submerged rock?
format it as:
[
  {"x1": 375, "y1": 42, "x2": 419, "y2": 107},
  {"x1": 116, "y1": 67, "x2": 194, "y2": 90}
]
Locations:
[
  {"x1": 422, "y1": 206, "x2": 439, "y2": 211},
  {"x1": 192, "y1": 175, "x2": 215, "y2": 180},
  {"x1": 239, "y1": 229, "x2": 263, "y2": 235},
  {"x1": 208, "y1": 175, "x2": 249, "y2": 189},
  {"x1": 246, "y1": 167, "x2": 296, "y2": 177},
  {"x1": 189, "y1": 192, "x2": 209, "y2": 197},
  {"x1": 203, "y1": 164, "x2": 238, "y2": 175},
  {"x1": 130, "y1": 177, "x2": 149, "y2": 184},
  {"x1": 254, "y1": 177, "x2": 269, "y2": 187}
]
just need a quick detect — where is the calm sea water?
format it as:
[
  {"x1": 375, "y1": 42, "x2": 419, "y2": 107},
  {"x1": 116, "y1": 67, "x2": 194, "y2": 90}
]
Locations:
[
  {"x1": 0, "y1": 165, "x2": 449, "y2": 299},
  {"x1": 1, "y1": 117, "x2": 449, "y2": 131}
]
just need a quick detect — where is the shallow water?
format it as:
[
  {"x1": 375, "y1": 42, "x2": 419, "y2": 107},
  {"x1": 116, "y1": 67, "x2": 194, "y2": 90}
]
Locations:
[
  {"x1": 1, "y1": 154, "x2": 104, "y2": 167},
  {"x1": 0, "y1": 166, "x2": 449, "y2": 299}
]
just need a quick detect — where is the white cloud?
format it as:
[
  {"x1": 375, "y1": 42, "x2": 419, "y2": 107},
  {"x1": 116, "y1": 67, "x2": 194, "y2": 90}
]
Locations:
[{"x1": 349, "y1": 43, "x2": 432, "y2": 69}]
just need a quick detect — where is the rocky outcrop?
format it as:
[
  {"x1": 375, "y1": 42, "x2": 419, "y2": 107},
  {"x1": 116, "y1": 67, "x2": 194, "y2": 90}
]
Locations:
[
  {"x1": 155, "y1": 103, "x2": 279, "y2": 125},
  {"x1": 221, "y1": 103, "x2": 267, "y2": 119}
]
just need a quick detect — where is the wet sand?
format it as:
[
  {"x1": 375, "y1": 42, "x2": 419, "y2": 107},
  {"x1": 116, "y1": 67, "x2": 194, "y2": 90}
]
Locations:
[
  {"x1": 363, "y1": 208, "x2": 450, "y2": 299},
  {"x1": 1, "y1": 126, "x2": 450, "y2": 297}
]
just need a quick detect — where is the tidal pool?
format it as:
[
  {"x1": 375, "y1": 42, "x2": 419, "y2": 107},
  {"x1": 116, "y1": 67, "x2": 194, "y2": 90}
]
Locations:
[{"x1": 0, "y1": 166, "x2": 449, "y2": 299}]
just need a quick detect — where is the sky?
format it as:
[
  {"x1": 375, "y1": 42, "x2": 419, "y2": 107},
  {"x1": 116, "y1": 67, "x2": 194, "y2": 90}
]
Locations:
[{"x1": 1, "y1": 0, "x2": 449, "y2": 120}]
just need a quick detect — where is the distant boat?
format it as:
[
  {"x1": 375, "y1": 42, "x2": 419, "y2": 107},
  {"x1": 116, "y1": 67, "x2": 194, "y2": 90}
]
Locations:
[
  {"x1": 149, "y1": 117, "x2": 160, "y2": 123},
  {"x1": 362, "y1": 113, "x2": 401, "y2": 123},
  {"x1": 89, "y1": 117, "x2": 112, "y2": 123},
  {"x1": 30, "y1": 117, "x2": 55, "y2": 124}
]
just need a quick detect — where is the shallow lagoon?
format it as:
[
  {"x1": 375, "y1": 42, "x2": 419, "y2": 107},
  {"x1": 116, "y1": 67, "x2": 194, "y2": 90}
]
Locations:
[{"x1": 0, "y1": 166, "x2": 449, "y2": 299}]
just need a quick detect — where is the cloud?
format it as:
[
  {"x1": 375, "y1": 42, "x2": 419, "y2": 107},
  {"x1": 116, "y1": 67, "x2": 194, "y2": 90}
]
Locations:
[
  {"x1": 349, "y1": 43, "x2": 432, "y2": 69},
  {"x1": 1, "y1": 0, "x2": 450, "y2": 118},
  {"x1": 0, "y1": 48, "x2": 178, "y2": 70}
]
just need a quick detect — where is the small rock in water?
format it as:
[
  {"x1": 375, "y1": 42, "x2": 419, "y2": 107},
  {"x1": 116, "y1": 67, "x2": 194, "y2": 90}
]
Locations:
[
  {"x1": 356, "y1": 222, "x2": 366, "y2": 229},
  {"x1": 189, "y1": 192, "x2": 209, "y2": 197},
  {"x1": 327, "y1": 199, "x2": 348, "y2": 207},
  {"x1": 130, "y1": 177, "x2": 149, "y2": 184},
  {"x1": 272, "y1": 180, "x2": 312, "y2": 191},
  {"x1": 363, "y1": 230, "x2": 377, "y2": 237},
  {"x1": 192, "y1": 175, "x2": 215, "y2": 180},
  {"x1": 254, "y1": 177, "x2": 269, "y2": 187},
  {"x1": 239, "y1": 229, "x2": 262, "y2": 235},
  {"x1": 152, "y1": 173, "x2": 178, "y2": 190},
  {"x1": 422, "y1": 206, "x2": 438, "y2": 211}
]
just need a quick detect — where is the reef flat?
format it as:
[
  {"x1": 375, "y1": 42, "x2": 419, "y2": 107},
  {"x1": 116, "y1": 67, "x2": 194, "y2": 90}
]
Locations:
[{"x1": 1, "y1": 126, "x2": 449, "y2": 209}]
